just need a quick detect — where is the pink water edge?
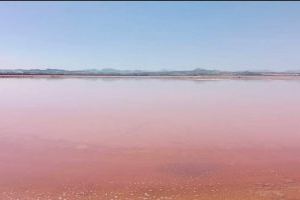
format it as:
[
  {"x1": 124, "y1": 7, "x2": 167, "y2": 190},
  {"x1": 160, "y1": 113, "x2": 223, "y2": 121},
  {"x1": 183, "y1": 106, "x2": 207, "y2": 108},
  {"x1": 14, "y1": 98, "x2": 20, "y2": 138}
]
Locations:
[{"x1": 0, "y1": 78, "x2": 300, "y2": 200}]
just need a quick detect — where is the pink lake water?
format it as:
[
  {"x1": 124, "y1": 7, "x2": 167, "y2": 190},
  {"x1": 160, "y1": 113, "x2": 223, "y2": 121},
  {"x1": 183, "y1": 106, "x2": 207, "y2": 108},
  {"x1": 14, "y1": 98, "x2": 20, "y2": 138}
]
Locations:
[{"x1": 0, "y1": 78, "x2": 300, "y2": 199}]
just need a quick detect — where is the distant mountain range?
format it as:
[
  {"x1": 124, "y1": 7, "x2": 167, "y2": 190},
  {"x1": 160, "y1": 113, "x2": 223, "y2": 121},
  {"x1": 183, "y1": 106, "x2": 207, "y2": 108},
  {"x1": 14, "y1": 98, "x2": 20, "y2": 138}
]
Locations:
[{"x1": 0, "y1": 68, "x2": 299, "y2": 76}]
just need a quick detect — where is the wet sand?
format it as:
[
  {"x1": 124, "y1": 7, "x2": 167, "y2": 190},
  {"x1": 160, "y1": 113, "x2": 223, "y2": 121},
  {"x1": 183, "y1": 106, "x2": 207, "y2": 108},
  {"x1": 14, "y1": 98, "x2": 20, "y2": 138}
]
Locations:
[{"x1": 0, "y1": 78, "x2": 300, "y2": 199}]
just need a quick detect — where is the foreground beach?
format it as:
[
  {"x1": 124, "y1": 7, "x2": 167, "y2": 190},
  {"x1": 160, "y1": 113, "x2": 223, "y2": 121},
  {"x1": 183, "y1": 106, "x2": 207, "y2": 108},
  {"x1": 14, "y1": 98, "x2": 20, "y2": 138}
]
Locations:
[
  {"x1": 1, "y1": 78, "x2": 299, "y2": 200},
  {"x1": 1, "y1": 145, "x2": 299, "y2": 199}
]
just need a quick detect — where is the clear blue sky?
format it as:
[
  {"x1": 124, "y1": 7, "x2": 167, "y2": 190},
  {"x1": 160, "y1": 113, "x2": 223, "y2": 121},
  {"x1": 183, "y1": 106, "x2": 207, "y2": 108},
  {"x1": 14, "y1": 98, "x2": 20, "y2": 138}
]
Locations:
[{"x1": 1, "y1": 2, "x2": 300, "y2": 71}]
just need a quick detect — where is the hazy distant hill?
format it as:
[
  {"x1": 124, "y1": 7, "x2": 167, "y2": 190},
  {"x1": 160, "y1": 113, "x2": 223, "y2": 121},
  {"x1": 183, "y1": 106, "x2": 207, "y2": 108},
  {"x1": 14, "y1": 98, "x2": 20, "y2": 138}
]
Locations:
[{"x1": 0, "y1": 68, "x2": 299, "y2": 76}]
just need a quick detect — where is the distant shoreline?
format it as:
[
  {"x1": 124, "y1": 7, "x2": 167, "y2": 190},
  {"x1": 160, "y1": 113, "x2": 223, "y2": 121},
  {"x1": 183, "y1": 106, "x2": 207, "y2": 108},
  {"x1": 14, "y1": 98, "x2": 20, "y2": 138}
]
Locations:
[{"x1": 1, "y1": 74, "x2": 300, "y2": 80}]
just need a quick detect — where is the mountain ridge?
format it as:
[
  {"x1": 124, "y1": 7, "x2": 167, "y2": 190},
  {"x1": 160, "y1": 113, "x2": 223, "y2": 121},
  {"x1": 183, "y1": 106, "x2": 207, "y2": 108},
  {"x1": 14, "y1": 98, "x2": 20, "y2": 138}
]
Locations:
[{"x1": 0, "y1": 68, "x2": 299, "y2": 76}]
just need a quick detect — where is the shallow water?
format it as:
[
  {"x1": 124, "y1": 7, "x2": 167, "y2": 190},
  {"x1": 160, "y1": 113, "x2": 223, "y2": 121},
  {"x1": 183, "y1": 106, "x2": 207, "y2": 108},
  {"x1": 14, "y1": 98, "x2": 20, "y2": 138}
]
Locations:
[{"x1": 0, "y1": 78, "x2": 300, "y2": 199}]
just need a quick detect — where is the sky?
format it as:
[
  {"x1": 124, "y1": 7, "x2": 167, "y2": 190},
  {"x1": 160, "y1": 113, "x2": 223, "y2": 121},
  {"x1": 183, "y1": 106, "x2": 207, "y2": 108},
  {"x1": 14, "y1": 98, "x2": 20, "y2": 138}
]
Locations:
[{"x1": 0, "y1": 2, "x2": 300, "y2": 71}]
